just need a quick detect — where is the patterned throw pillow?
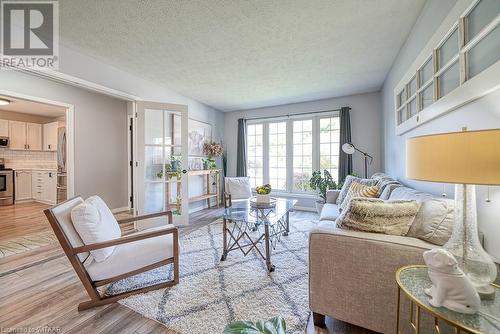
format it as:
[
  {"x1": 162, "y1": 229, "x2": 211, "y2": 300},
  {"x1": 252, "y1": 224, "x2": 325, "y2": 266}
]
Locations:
[
  {"x1": 339, "y1": 181, "x2": 379, "y2": 212},
  {"x1": 336, "y1": 175, "x2": 377, "y2": 206},
  {"x1": 336, "y1": 198, "x2": 421, "y2": 236}
]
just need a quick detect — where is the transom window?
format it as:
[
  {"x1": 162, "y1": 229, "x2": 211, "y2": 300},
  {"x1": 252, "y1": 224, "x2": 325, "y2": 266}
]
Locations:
[{"x1": 246, "y1": 115, "x2": 340, "y2": 194}]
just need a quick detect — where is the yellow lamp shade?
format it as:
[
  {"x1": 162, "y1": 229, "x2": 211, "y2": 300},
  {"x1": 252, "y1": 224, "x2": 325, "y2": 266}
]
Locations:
[{"x1": 406, "y1": 129, "x2": 500, "y2": 185}]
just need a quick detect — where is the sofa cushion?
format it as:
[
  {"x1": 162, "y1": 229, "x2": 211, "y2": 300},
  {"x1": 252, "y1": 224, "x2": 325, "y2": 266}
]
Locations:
[
  {"x1": 85, "y1": 226, "x2": 174, "y2": 281},
  {"x1": 226, "y1": 177, "x2": 252, "y2": 199},
  {"x1": 337, "y1": 198, "x2": 420, "y2": 236},
  {"x1": 390, "y1": 187, "x2": 454, "y2": 245},
  {"x1": 378, "y1": 183, "x2": 402, "y2": 200},
  {"x1": 320, "y1": 203, "x2": 340, "y2": 221},
  {"x1": 71, "y1": 196, "x2": 122, "y2": 262},
  {"x1": 336, "y1": 175, "x2": 377, "y2": 206},
  {"x1": 312, "y1": 222, "x2": 435, "y2": 250}
]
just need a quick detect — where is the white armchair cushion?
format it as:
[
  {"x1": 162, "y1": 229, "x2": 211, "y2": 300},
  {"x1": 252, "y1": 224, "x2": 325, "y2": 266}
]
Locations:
[
  {"x1": 71, "y1": 196, "x2": 122, "y2": 262},
  {"x1": 226, "y1": 177, "x2": 252, "y2": 199},
  {"x1": 85, "y1": 226, "x2": 174, "y2": 281}
]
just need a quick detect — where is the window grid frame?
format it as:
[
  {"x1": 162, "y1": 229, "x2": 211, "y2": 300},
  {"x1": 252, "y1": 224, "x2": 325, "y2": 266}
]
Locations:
[
  {"x1": 394, "y1": 0, "x2": 499, "y2": 127},
  {"x1": 246, "y1": 113, "x2": 339, "y2": 195}
]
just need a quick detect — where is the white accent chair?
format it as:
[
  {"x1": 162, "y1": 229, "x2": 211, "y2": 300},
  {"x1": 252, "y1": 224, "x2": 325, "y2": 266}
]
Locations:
[
  {"x1": 224, "y1": 177, "x2": 253, "y2": 207},
  {"x1": 44, "y1": 196, "x2": 179, "y2": 311}
]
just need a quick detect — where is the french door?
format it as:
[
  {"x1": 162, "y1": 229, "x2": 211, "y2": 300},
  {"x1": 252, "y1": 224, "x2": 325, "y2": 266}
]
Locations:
[{"x1": 135, "y1": 101, "x2": 189, "y2": 228}]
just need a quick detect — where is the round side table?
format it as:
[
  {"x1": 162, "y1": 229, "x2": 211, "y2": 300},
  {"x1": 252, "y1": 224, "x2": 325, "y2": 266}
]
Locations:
[{"x1": 396, "y1": 265, "x2": 500, "y2": 334}]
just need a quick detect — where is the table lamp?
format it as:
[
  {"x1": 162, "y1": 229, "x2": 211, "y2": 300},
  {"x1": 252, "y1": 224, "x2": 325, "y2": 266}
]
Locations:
[{"x1": 406, "y1": 128, "x2": 500, "y2": 297}]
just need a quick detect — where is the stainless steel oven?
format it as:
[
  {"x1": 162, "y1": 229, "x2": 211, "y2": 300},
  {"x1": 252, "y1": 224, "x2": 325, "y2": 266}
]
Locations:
[{"x1": 0, "y1": 169, "x2": 14, "y2": 205}]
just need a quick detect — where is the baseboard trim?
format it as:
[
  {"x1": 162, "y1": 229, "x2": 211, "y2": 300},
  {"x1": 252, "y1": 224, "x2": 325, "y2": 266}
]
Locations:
[
  {"x1": 293, "y1": 206, "x2": 317, "y2": 212},
  {"x1": 112, "y1": 206, "x2": 130, "y2": 213}
]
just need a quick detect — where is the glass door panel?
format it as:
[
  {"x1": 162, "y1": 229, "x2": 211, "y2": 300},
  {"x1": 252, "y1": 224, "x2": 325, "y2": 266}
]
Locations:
[{"x1": 136, "y1": 101, "x2": 188, "y2": 228}]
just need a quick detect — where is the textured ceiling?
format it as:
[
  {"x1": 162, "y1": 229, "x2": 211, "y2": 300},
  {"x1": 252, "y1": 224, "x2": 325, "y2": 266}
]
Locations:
[{"x1": 59, "y1": 0, "x2": 425, "y2": 111}]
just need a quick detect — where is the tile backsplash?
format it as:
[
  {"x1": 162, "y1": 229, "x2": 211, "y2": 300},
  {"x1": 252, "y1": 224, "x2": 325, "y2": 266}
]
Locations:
[
  {"x1": 0, "y1": 149, "x2": 57, "y2": 169},
  {"x1": 0, "y1": 149, "x2": 56, "y2": 161}
]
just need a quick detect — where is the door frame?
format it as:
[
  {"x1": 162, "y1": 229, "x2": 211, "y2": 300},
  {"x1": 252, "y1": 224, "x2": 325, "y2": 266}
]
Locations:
[
  {"x1": 0, "y1": 89, "x2": 75, "y2": 198},
  {"x1": 134, "y1": 101, "x2": 189, "y2": 226}
]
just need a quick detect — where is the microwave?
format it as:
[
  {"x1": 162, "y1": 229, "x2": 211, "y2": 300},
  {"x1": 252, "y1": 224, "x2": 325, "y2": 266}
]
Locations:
[{"x1": 0, "y1": 137, "x2": 9, "y2": 148}]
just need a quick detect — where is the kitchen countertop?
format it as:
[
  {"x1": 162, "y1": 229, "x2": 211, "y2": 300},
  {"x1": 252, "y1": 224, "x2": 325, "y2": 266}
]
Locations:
[{"x1": 11, "y1": 167, "x2": 58, "y2": 171}]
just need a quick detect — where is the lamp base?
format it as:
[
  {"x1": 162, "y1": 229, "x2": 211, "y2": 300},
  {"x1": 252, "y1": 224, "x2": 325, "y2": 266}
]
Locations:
[{"x1": 442, "y1": 184, "x2": 497, "y2": 299}]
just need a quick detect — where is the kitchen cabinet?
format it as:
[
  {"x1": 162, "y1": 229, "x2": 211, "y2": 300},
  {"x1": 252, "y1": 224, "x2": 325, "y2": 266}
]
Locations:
[
  {"x1": 7, "y1": 121, "x2": 42, "y2": 150},
  {"x1": 8, "y1": 121, "x2": 27, "y2": 150},
  {"x1": 0, "y1": 119, "x2": 8, "y2": 137},
  {"x1": 31, "y1": 170, "x2": 56, "y2": 204},
  {"x1": 43, "y1": 121, "x2": 59, "y2": 151},
  {"x1": 15, "y1": 171, "x2": 32, "y2": 201},
  {"x1": 27, "y1": 123, "x2": 42, "y2": 150}
]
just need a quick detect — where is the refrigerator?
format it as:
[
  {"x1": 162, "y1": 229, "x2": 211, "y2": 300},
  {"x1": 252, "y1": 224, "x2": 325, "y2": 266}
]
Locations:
[{"x1": 57, "y1": 127, "x2": 67, "y2": 203}]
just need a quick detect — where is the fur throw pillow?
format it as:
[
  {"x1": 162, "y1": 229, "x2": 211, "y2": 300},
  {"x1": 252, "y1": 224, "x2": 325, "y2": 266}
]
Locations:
[{"x1": 336, "y1": 198, "x2": 421, "y2": 236}]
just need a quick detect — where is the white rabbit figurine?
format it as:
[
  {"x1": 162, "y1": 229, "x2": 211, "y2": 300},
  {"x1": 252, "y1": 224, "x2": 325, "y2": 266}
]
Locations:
[{"x1": 423, "y1": 248, "x2": 481, "y2": 314}]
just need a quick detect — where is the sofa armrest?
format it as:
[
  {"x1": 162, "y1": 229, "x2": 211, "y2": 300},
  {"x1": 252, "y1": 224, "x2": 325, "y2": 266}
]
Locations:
[
  {"x1": 308, "y1": 226, "x2": 434, "y2": 333},
  {"x1": 325, "y1": 189, "x2": 340, "y2": 204}
]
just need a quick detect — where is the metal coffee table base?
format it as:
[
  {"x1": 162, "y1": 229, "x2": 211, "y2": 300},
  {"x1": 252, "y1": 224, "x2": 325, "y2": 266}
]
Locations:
[{"x1": 220, "y1": 212, "x2": 290, "y2": 272}]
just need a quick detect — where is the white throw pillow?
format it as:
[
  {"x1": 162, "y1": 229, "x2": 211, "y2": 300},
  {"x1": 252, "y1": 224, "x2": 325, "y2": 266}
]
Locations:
[
  {"x1": 71, "y1": 196, "x2": 122, "y2": 262},
  {"x1": 226, "y1": 177, "x2": 252, "y2": 200}
]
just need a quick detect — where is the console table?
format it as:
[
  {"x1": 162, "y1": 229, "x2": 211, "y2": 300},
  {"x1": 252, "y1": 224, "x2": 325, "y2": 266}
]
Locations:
[{"x1": 165, "y1": 169, "x2": 221, "y2": 211}]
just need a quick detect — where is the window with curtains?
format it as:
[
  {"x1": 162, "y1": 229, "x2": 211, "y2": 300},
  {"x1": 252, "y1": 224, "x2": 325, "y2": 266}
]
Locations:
[{"x1": 246, "y1": 115, "x2": 340, "y2": 194}]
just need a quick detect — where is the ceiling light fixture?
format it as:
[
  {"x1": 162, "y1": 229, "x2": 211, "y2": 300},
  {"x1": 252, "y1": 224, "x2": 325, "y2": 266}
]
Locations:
[{"x1": 0, "y1": 98, "x2": 11, "y2": 106}]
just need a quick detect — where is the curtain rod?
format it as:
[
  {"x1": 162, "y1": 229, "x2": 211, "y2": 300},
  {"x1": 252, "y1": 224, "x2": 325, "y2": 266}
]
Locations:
[{"x1": 244, "y1": 107, "x2": 350, "y2": 121}]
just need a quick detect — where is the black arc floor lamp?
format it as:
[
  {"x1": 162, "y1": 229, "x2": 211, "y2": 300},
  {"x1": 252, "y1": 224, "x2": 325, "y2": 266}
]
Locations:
[{"x1": 342, "y1": 143, "x2": 373, "y2": 178}]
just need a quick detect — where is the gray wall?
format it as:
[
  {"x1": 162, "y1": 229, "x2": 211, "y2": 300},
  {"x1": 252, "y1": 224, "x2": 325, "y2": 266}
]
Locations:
[
  {"x1": 224, "y1": 92, "x2": 383, "y2": 208},
  {"x1": 381, "y1": 0, "x2": 500, "y2": 261},
  {"x1": 0, "y1": 70, "x2": 129, "y2": 209}
]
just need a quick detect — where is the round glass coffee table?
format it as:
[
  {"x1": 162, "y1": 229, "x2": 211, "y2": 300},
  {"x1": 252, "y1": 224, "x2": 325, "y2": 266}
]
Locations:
[{"x1": 396, "y1": 265, "x2": 500, "y2": 334}]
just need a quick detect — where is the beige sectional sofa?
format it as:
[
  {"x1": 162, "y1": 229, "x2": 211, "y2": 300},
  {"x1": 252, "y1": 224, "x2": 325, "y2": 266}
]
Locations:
[{"x1": 309, "y1": 175, "x2": 455, "y2": 333}]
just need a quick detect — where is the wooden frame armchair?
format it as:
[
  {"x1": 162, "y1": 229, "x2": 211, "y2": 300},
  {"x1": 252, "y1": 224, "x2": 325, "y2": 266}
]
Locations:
[{"x1": 44, "y1": 196, "x2": 179, "y2": 311}]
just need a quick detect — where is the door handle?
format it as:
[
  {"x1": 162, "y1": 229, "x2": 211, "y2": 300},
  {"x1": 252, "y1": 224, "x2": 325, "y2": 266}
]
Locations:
[
  {"x1": 182, "y1": 170, "x2": 187, "y2": 174},
  {"x1": 48, "y1": 144, "x2": 51, "y2": 149}
]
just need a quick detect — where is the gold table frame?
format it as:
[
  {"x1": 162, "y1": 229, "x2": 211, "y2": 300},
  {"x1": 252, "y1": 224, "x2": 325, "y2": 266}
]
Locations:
[{"x1": 396, "y1": 265, "x2": 500, "y2": 334}]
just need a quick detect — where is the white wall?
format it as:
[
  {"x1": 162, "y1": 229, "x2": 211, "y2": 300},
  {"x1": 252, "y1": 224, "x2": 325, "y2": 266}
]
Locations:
[
  {"x1": 381, "y1": 0, "x2": 500, "y2": 261},
  {"x1": 56, "y1": 45, "x2": 225, "y2": 212},
  {"x1": 0, "y1": 70, "x2": 129, "y2": 209},
  {"x1": 224, "y1": 92, "x2": 383, "y2": 208}
]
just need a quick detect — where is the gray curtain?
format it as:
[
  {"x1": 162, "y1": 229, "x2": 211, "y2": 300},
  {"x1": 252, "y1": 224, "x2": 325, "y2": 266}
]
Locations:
[
  {"x1": 338, "y1": 106, "x2": 352, "y2": 183},
  {"x1": 236, "y1": 118, "x2": 247, "y2": 177}
]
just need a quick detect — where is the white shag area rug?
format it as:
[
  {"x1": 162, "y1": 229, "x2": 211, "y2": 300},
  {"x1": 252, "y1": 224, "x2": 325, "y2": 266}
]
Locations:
[{"x1": 107, "y1": 216, "x2": 318, "y2": 334}]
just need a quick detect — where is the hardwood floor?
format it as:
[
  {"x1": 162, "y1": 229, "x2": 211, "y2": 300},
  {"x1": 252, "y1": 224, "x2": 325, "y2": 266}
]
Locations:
[{"x1": 0, "y1": 203, "x2": 372, "y2": 334}]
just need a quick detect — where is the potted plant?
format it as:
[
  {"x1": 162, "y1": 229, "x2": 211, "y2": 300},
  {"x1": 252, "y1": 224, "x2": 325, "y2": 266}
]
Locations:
[
  {"x1": 255, "y1": 184, "x2": 272, "y2": 203},
  {"x1": 224, "y1": 316, "x2": 285, "y2": 334},
  {"x1": 309, "y1": 170, "x2": 338, "y2": 214},
  {"x1": 203, "y1": 141, "x2": 224, "y2": 169}
]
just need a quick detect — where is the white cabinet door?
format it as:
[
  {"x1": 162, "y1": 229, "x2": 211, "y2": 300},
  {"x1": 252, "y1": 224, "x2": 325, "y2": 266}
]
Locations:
[
  {"x1": 0, "y1": 119, "x2": 8, "y2": 137},
  {"x1": 43, "y1": 122, "x2": 59, "y2": 151},
  {"x1": 15, "y1": 171, "x2": 32, "y2": 201},
  {"x1": 32, "y1": 171, "x2": 44, "y2": 201},
  {"x1": 27, "y1": 123, "x2": 42, "y2": 150},
  {"x1": 9, "y1": 121, "x2": 27, "y2": 150},
  {"x1": 42, "y1": 171, "x2": 57, "y2": 204}
]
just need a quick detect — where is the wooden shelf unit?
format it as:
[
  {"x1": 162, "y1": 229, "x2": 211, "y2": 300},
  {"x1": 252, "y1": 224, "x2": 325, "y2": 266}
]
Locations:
[{"x1": 165, "y1": 169, "x2": 221, "y2": 211}]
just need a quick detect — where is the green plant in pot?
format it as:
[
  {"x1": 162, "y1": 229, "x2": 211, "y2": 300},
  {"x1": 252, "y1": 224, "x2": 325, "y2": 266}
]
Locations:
[
  {"x1": 309, "y1": 170, "x2": 338, "y2": 214},
  {"x1": 224, "y1": 316, "x2": 286, "y2": 334}
]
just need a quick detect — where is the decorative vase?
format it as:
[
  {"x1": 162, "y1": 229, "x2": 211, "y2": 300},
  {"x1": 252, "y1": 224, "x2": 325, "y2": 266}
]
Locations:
[
  {"x1": 256, "y1": 194, "x2": 270, "y2": 203},
  {"x1": 443, "y1": 184, "x2": 497, "y2": 298},
  {"x1": 171, "y1": 160, "x2": 179, "y2": 171}
]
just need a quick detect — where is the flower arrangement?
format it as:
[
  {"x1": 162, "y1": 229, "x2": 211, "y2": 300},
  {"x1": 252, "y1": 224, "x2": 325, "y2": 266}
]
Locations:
[
  {"x1": 255, "y1": 184, "x2": 272, "y2": 203},
  {"x1": 255, "y1": 184, "x2": 272, "y2": 195},
  {"x1": 203, "y1": 141, "x2": 224, "y2": 158}
]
